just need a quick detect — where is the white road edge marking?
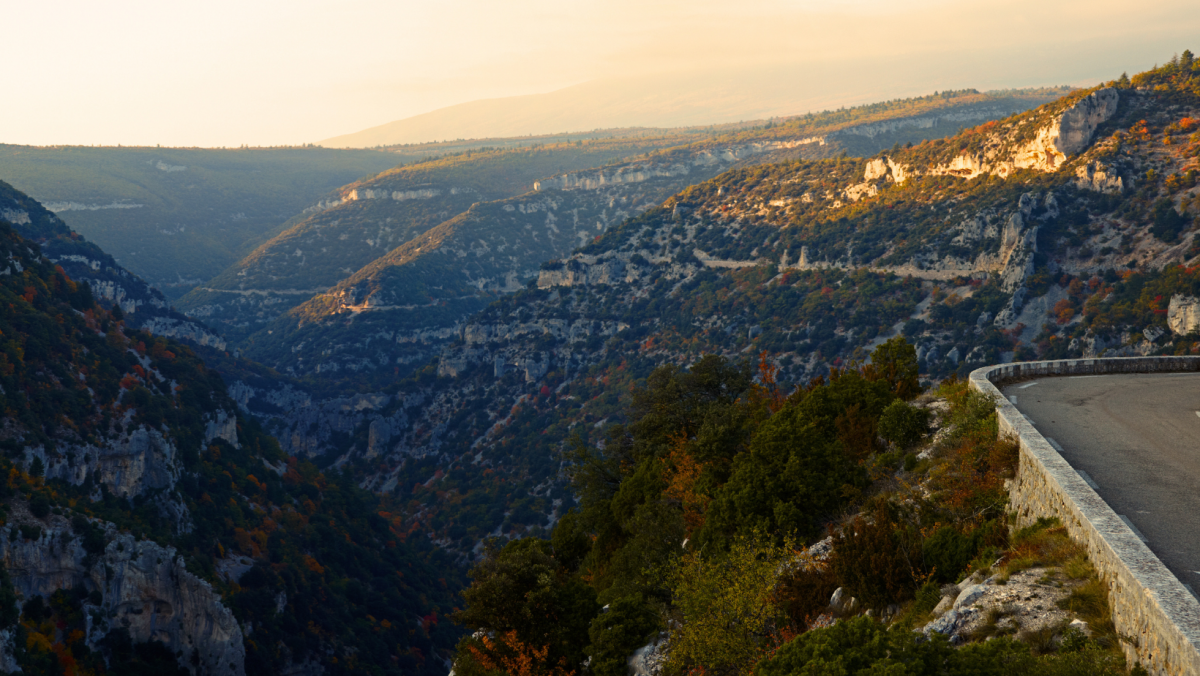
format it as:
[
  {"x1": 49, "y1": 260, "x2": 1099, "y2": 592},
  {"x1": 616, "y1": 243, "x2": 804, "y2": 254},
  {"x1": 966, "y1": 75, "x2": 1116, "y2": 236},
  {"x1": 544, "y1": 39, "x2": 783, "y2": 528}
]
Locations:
[
  {"x1": 1194, "y1": 411, "x2": 1200, "y2": 419},
  {"x1": 1046, "y1": 437, "x2": 1065, "y2": 453},
  {"x1": 1076, "y1": 470, "x2": 1100, "y2": 491},
  {"x1": 1118, "y1": 515, "x2": 1149, "y2": 543},
  {"x1": 1009, "y1": 395, "x2": 1018, "y2": 404},
  {"x1": 1019, "y1": 382, "x2": 1039, "y2": 389}
]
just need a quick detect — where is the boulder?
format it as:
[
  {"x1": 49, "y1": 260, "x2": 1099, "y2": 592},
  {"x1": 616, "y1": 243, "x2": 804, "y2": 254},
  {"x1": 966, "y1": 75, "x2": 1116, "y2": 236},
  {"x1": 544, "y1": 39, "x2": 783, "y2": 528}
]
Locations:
[
  {"x1": 1168, "y1": 295, "x2": 1200, "y2": 335},
  {"x1": 953, "y1": 584, "x2": 987, "y2": 610}
]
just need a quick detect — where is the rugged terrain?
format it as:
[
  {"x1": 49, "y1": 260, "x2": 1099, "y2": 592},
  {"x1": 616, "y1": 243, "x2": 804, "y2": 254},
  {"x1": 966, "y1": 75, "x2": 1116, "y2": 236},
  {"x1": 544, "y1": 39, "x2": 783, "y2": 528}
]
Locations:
[
  {"x1": 209, "y1": 91, "x2": 1059, "y2": 383},
  {"x1": 0, "y1": 186, "x2": 463, "y2": 675},
  {"x1": 0, "y1": 64, "x2": 1190, "y2": 673},
  {"x1": 177, "y1": 140, "x2": 701, "y2": 343},
  {"x1": 221, "y1": 61, "x2": 1200, "y2": 560}
]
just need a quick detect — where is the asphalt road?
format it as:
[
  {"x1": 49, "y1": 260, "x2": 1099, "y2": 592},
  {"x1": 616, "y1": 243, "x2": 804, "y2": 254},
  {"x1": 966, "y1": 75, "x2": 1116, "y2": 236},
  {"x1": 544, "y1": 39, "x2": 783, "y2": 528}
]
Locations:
[{"x1": 1001, "y1": 373, "x2": 1200, "y2": 594}]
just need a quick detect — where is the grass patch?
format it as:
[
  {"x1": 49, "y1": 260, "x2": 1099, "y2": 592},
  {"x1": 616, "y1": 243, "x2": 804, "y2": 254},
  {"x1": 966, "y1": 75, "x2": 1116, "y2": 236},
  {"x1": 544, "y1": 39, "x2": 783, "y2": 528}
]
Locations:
[
  {"x1": 1057, "y1": 578, "x2": 1117, "y2": 648},
  {"x1": 999, "y1": 518, "x2": 1085, "y2": 579},
  {"x1": 887, "y1": 581, "x2": 942, "y2": 631}
]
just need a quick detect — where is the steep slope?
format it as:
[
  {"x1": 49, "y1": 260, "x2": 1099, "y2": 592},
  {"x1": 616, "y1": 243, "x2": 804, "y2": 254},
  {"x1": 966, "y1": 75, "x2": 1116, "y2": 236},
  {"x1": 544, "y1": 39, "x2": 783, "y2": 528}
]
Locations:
[
  {"x1": 0, "y1": 180, "x2": 227, "y2": 350},
  {"x1": 235, "y1": 91, "x2": 1060, "y2": 382},
  {"x1": 0, "y1": 145, "x2": 400, "y2": 298},
  {"x1": 231, "y1": 58, "x2": 1200, "y2": 556},
  {"x1": 0, "y1": 190, "x2": 465, "y2": 675},
  {"x1": 177, "y1": 140, "x2": 696, "y2": 343}
]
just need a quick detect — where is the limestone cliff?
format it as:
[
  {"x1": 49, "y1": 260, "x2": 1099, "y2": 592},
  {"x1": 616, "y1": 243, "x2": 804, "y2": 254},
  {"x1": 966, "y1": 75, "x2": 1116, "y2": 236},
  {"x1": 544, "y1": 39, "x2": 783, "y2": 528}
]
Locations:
[{"x1": 0, "y1": 515, "x2": 245, "y2": 675}]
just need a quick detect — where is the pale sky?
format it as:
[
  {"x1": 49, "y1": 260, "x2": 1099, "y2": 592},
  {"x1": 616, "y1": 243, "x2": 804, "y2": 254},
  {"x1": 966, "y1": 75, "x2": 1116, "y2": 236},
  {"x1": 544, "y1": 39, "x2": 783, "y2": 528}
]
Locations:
[{"x1": 3, "y1": 0, "x2": 1197, "y2": 147}]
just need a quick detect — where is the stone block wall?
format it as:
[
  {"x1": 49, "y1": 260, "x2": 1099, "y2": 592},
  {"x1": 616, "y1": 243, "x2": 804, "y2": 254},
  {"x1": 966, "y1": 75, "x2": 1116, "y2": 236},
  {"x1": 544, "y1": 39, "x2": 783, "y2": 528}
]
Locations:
[{"x1": 970, "y1": 357, "x2": 1200, "y2": 675}]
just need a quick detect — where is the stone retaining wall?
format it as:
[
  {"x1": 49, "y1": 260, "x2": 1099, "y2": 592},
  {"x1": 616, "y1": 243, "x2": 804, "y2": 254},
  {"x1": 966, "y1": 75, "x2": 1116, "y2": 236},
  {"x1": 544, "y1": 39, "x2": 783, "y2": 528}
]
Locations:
[{"x1": 969, "y1": 357, "x2": 1200, "y2": 675}]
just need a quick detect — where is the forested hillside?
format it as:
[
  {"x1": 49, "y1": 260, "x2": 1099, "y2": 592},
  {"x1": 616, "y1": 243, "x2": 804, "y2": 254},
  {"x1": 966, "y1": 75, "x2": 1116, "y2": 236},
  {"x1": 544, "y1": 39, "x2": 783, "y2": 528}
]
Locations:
[
  {"x1": 0, "y1": 190, "x2": 465, "y2": 675},
  {"x1": 0, "y1": 145, "x2": 401, "y2": 299}
]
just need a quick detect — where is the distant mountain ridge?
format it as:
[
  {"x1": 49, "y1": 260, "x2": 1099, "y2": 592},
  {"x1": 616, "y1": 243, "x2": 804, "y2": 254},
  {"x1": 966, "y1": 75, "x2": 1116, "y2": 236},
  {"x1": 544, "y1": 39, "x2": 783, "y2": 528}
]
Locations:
[
  {"x1": 0, "y1": 145, "x2": 400, "y2": 298},
  {"x1": 321, "y1": 71, "x2": 1067, "y2": 148}
]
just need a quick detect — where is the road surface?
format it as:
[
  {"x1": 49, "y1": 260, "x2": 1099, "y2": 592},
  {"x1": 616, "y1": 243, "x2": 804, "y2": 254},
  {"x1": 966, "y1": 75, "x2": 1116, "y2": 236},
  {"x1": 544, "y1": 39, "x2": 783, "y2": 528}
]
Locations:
[{"x1": 1001, "y1": 373, "x2": 1200, "y2": 595}]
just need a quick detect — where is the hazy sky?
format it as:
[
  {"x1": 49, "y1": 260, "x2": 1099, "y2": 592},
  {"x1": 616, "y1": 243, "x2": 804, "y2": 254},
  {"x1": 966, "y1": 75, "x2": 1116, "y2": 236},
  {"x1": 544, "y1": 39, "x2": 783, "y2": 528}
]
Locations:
[{"x1": 4, "y1": 0, "x2": 1197, "y2": 147}]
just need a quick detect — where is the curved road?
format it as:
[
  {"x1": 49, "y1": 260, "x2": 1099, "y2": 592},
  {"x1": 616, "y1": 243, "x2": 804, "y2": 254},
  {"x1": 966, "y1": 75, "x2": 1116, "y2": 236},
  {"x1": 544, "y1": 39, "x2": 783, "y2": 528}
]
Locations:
[{"x1": 1001, "y1": 373, "x2": 1200, "y2": 594}]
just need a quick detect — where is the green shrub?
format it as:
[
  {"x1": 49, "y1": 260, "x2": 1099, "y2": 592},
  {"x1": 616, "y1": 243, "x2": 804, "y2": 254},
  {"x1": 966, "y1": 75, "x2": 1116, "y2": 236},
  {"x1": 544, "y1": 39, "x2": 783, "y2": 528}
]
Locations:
[
  {"x1": 922, "y1": 525, "x2": 978, "y2": 584},
  {"x1": 586, "y1": 594, "x2": 660, "y2": 676},
  {"x1": 28, "y1": 493, "x2": 50, "y2": 519},
  {"x1": 756, "y1": 615, "x2": 1127, "y2": 676},
  {"x1": 878, "y1": 400, "x2": 931, "y2": 449},
  {"x1": 775, "y1": 564, "x2": 839, "y2": 631},
  {"x1": 830, "y1": 503, "x2": 919, "y2": 608}
]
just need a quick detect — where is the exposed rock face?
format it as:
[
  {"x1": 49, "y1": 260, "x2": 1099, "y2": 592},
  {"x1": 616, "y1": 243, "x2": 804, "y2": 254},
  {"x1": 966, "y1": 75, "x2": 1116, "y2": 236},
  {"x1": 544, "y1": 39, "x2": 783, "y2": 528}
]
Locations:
[
  {"x1": 25, "y1": 425, "x2": 180, "y2": 498},
  {"x1": 1, "y1": 519, "x2": 245, "y2": 675},
  {"x1": 997, "y1": 194, "x2": 1039, "y2": 292},
  {"x1": 226, "y1": 378, "x2": 399, "y2": 459},
  {"x1": 18, "y1": 404, "x2": 235, "y2": 502},
  {"x1": 346, "y1": 186, "x2": 471, "y2": 202},
  {"x1": 878, "y1": 88, "x2": 1120, "y2": 183},
  {"x1": 204, "y1": 410, "x2": 241, "y2": 449},
  {"x1": 532, "y1": 141, "x2": 814, "y2": 192},
  {"x1": 628, "y1": 633, "x2": 669, "y2": 676},
  {"x1": 140, "y1": 316, "x2": 227, "y2": 351},
  {"x1": 1167, "y1": 295, "x2": 1200, "y2": 335},
  {"x1": 537, "y1": 256, "x2": 628, "y2": 288},
  {"x1": 366, "y1": 418, "x2": 391, "y2": 459},
  {"x1": 1012, "y1": 88, "x2": 1120, "y2": 171},
  {"x1": 863, "y1": 157, "x2": 910, "y2": 183},
  {"x1": 1075, "y1": 161, "x2": 1125, "y2": 194},
  {"x1": 933, "y1": 153, "x2": 991, "y2": 180},
  {"x1": 917, "y1": 567, "x2": 1087, "y2": 645}
]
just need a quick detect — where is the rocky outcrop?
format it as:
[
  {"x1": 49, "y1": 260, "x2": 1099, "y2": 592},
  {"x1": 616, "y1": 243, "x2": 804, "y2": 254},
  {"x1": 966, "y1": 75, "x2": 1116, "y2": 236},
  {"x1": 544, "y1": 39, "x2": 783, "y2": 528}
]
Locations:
[
  {"x1": 226, "y1": 378, "x2": 398, "y2": 458},
  {"x1": 997, "y1": 194, "x2": 1039, "y2": 293},
  {"x1": 1168, "y1": 295, "x2": 1200, "y2": 335},
  {"x1": 862, "y1": 157, "x2": 910, "y2": 183},
  {"x1": 930, "y1": 153, "x2": 989, "y2": 180},
  {"x1": 1, "y1": 518, "x2": 244, "y2": 675},
  {"x1": 204, "y1": 410, "x2": 241, "y2": 449},
  {"x1": 24, "y1": 424, "x2": 180, "y2": 499},
  {"x1": 1012, "y1": 88, "x2": 1120, "y2": 172},
  {"x1": 533, "y1": 140, "x2": 820, "y2": 192},
  {"x1": 346, "y1": 186, "x2": 476, "y2": 202},
  {"x1": 872, "y1": 89, "x2": 1120, "y2": 185},
  {"x1": 1075, "y1": 161, "x2": 1124, "y2": 194},
  {"x1": 141, "y1": 316, "x2": 227, "y2": 351},
  {"x1": 537, "y1": 256, "x2": 627, "y2": 288}
]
